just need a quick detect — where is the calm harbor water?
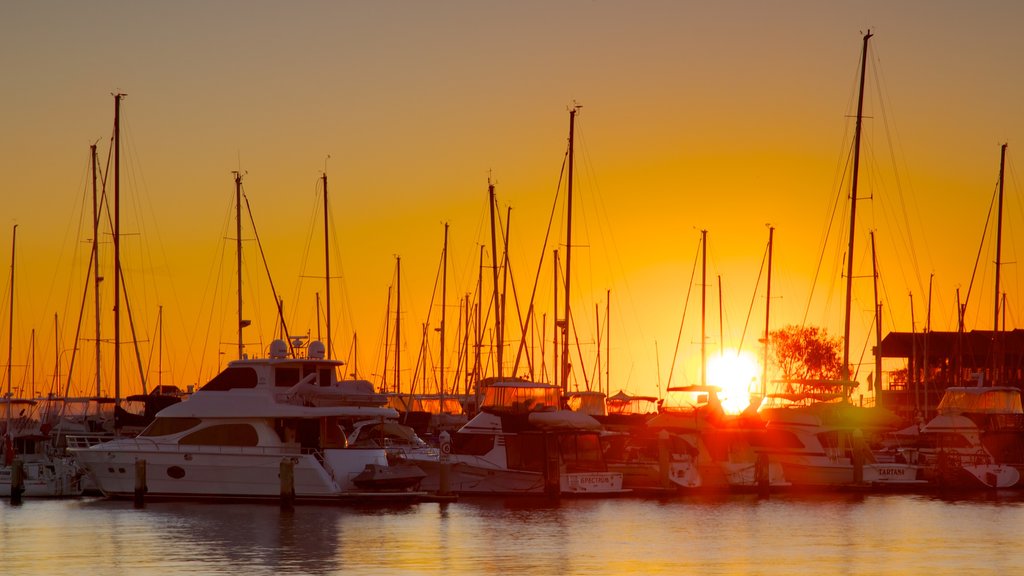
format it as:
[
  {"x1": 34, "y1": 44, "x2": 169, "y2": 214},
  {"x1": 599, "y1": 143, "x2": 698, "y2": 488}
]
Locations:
[{"x1": 3, "y1": 492, "x2": 1023, "y2": 575}]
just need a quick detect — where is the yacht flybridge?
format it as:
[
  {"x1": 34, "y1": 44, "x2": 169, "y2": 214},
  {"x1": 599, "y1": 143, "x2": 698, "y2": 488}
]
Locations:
[{"x1": 72, "y1": 339, "x2": 426, "y2": 501}]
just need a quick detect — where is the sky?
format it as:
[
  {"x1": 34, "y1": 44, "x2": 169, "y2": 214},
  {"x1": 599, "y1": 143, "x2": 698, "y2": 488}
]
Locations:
[{"x1": 2, "y1": 1, "x2": 1023, "y2": 403}]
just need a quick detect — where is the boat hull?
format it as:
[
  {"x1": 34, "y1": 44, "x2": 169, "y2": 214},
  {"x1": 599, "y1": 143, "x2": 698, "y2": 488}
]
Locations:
[{"x1": 74, "y1": 442, "x2": 391, "y2": 499}]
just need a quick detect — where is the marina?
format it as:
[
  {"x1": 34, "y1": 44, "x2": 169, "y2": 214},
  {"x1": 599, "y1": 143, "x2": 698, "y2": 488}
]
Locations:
[{"x1": 4, "y1": 2, "x2": 1024, "y2": 574}]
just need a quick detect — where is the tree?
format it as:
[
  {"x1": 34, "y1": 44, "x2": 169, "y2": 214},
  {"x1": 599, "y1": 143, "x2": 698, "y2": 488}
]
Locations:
[{"x1": 769, "y1": 325, "x2": 849, "y2": 396}]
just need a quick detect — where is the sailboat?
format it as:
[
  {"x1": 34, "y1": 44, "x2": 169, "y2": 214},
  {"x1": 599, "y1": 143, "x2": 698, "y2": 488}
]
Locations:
[
  {"x1": 404, "y1": 107, "x2": 626, "y2": 496},
  {"x1": 0, "y1": 226, "x2": 86, "y2": 498},
  {"x1": 752, "y1": 31, "x2": 926, "y2": 490}
]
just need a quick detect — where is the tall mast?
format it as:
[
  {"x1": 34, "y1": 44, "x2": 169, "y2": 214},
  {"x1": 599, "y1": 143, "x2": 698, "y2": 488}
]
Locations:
[
  {"x1": 993, "y1": 143, "x2": 1007, "y2": 385},
  {"x1": 394, "y1": 256, "x2": 401, "y2": 394},
  {"x1": 763, "y1": 226, "x2": 774, "y2": 399},
  {"x1": 870, "y1": 232, "x2": 882, "y2": 399},
  {"x1": 475, "y1": 245, "x2": 483, "y2": 398},
  {"x1": 842, "y1": 30, "x2": 872, "y2": 401},
  {"x1": 5, "y1": 225, "x2": 16, "y2": 401},
  {"x1": 561, "y1": 106, "x2": 579, "y2": 396},
  {"x1": 440, "y1": 223, "x2": 449, "y2": 397},
  {"x1": 553, "y1": 249, "x2": 559, "y2": 389},
  {"x1": 233, "y1": 171, "x2": 244, "y2": 360},
  {"x1": 382, "y1": 286, "x2": 391, "y2": 391},
  {"x1": 323, "y1": 172, "x2": 332, "y2": 358},
  {"x1": 700, "y1": 229, "x2": 707, "y2": 387},
  {"x1": 488, "y1": 180, "x2": 502, "y2": 379},
  {"x1": 91, "y1": 144, "x2": 102, "y2": 397},
  {"x1": 113, "y1": 93, "x2": 123, "y2": 404},
  {"x1": 606, "y1": 289, "x2": 611, "y2": 396}
]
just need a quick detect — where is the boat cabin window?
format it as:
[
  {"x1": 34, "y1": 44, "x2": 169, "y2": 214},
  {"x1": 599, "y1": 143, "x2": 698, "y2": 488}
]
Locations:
[
  {"x1": 560, "y1": 433, "x2": 605, "y2": 472},
  {"x1": 179, "y1": 423, "x2": 259, "y2": 447},
  {"x1": 747, "y1": 429, "x2": 806, "y2": 450},
  {"x1": 505, "y1": 434, "x2": 545, "y2": 473},
  {"x1": 918, "y1": 432, "x2": 974, "y2": 450},
  {"x1": 140, "y1": 417, "x2": 202, "y2": 437},
  {"x1": 451, "y1": 431, "x2": 495, "y2": 456},
  {"x1": 319, "y1": 368, "x2": 333, "y2": 387},
  {"x1": 320, "y1": 416, "x2": 347, "y2": 449},
  {"x1": 276, "y1": 367, "x2": 301, "y2": 388},
  {"x1": 201, "y1": 367, "x2": 258, "y2": 391}
]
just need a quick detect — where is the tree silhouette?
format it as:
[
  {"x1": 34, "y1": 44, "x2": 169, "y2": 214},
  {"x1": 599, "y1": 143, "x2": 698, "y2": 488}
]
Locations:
[{"x1": 769, "y1": 325, "x2": 848, "y2": 396}]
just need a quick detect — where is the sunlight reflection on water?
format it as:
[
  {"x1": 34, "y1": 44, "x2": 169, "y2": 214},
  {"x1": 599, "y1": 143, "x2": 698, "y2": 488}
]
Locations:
[{"x1": 3, "y1": 492, "x2": 1024, "y2": 575}]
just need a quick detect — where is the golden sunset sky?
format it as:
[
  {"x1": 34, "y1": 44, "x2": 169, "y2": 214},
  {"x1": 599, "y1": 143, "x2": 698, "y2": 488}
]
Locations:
[{"x1": 2, "y1": 1, "x2": 1022, "y2": 403}]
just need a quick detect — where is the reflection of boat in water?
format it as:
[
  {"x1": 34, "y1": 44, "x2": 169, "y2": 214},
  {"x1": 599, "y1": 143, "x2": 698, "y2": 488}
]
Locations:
[
  {"x1": 72, "y1": 339, "x2": 426, "y2": 501},
  {"x1": 915, "y1": 387, "x2": 1022, "y2": 489},
  {"x1": 406, "y1": 380, "x2": 626, "y2": 496}
]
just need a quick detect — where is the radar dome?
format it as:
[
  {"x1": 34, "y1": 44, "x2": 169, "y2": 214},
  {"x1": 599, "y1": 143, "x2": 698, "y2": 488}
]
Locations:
[
  {"x1": 269, "y1": 339, "x2": 288, "y2": 359},
  {"x1": 308, "y1": 340, "x2": 326, "y2": 360}
]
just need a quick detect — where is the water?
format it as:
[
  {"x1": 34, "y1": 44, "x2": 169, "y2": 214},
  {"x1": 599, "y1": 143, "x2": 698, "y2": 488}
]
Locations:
[{"x1": 3, "y1": 492, "x2": 1023, "y2": 575}]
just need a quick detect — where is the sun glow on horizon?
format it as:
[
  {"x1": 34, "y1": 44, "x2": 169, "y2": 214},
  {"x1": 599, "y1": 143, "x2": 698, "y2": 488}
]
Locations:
[{"x1": 707, "y1": 350, "x2": 761, "y2": 414}]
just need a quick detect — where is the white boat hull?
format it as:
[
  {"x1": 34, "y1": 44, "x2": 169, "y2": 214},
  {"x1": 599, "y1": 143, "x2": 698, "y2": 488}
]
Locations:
[{"x1": 74, "y1": 442, "x2": 390, "y2": 499}]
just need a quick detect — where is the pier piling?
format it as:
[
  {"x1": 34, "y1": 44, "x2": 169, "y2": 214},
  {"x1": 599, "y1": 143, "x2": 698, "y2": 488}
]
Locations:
[
  {"x1": 10, "y1": 458, "x2": 24, "y2": 504},
  {"x1": 134, "y1": 459, "x2": 147, "y2": 507},
  {"x1": 280, "y1": 458, "x2": 295, "y2": 510}
]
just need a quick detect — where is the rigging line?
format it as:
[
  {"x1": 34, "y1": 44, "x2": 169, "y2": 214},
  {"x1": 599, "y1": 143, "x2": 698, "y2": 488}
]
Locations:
[
  {"x1": 195, "y1": 190, "x2": 235, "y2": 384},
  {"x1": 804, "y1": 139, "x2": 854, "y2": 326},
  {"x1": 495, "y1": 209, "x2": 534, "y2": 378},
  {"x1": 667, "y1": 235, "x2": 702, "y2": 388},
  {"x1": 738, "y1": 236, "x2": 770, "y2": 355},
  {"x1": 408, "y1": 232, "x2": 446, "y2": 395},
  {"x1": 569, "y1": 299, "x2": 590, "y2": 393},
  {"x1": 291, "y1": 177, "x2": 321, "y2": 332},
  {"x1": 872, "y1": 49, "x2": 932, "y2": 300},
  {"x1": 962, "y1": 179, "x2": 999, "y2": 317},
  {"x1": 242, "y1": 189, "x2": 294, "y2": 357},
  {"x1": 510, "y1": 149, "x2": 568, "y2": 376}
]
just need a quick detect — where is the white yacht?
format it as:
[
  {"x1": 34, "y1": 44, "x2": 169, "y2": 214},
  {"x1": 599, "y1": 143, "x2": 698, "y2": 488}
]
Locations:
[
  {"x1": 914, "y1": 387, "x2": 1022, "y2": 489},
  {"x1": 755, "y1": 397, "x2": 924, "y2": 489},
  {"x1": 405, "y1": 380, "x2": 626, "y2": 496},
  {"x1": 71, "y1": 340, "x2": 425, "y2": 501}
]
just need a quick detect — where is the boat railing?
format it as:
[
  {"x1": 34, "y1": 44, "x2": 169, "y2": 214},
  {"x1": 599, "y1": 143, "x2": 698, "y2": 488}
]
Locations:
[
  {"x1": 68, "y1": 436, "x2": 305, "y2": 456},
  {"x1": 65, "y1": 434, "x2": 117, "y2": 449}
]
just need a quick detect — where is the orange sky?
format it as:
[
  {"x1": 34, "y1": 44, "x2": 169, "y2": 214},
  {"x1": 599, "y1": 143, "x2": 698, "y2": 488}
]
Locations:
[{"x1": 2, "y1": 1, "x2": 1023, "y2": 402}]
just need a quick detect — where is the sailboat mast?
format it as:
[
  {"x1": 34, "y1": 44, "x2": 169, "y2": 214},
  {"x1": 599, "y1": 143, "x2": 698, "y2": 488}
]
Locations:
[
  {"x1": 91, "y1": 144, "x2": 102, "y2": 397},
  {"x1": 842, "y1": 30, "x2": 872, "y2": 399},
  {"x1": 598, "y1": 286, "x2": 606, "y2": 393},
  {"x1": 323, "y1": 172, "x2": 332, "y2": 358},
  {"x1": 488, "y1": 181, "x2": 502, "y2": 379},
  {"x1": 763, "y1": 226, "x2": 774, "y2": 399},
  {"x1": 561, "y1": 106, "x2": 578, "y2": 396},
  {"x1": 234, "y1": 171, "x2": 244, "y2": 360},
  {"x1": 114, "y1": 93, "x2": 123, "y2": 404},
  {"x1": 870, "y1": 231, "x2": 882, "y2": 398},
  {"x1": 700, "y1": 229, "x2": 707, "y2": 387},
  {"x1": 395, "y1": 256, "x2": 401, "y2": 394},
  {"x1": 993, "y1": 143, "x2": 1007, "y2": 385},
  {"x1": 5, "y1": 225, "x2": 15, "y2": 400},
  {"x1": 553, "y1": 249, "x2": 559, "y2": 390},
  {"x1": 440, "y1": 222, "x2": 449, "y2": 397}
]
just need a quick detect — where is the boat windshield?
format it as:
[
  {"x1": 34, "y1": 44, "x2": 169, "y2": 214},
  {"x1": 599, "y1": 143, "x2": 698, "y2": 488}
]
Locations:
[
  {"x1": 482, "y1": 383, "x2": 560, "y2": 414},
  {"x1": 661, "y1": 386, "x2": 720, "y2": 413},
  {"x1": 566, "y1": 392, "x2": 608, "y2": 416},
  {"x1": 937, "y1": 387, "x2": 1023, "y2": 415}
]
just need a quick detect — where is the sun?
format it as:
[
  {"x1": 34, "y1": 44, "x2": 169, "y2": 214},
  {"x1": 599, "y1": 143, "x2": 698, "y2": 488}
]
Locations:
[{"x1": 707, "y1": 350, "x2": 761, "y2": 414}]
